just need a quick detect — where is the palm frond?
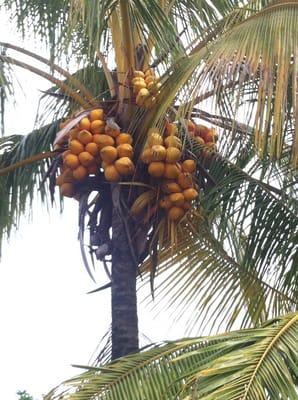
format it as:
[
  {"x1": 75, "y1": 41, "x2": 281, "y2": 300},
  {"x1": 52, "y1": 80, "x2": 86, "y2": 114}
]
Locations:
[
  {"x1": 44, "y1": 312, "x2": 298, "y2": 400},
  {"x1": 0, "y1": 121, "x2": 59, "y2": 256}
]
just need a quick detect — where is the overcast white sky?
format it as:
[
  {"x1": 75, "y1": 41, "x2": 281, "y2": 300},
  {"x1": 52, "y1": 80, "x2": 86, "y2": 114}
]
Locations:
[{"x1": 0, "y1": 11, "x2": 188, "y2": 400}]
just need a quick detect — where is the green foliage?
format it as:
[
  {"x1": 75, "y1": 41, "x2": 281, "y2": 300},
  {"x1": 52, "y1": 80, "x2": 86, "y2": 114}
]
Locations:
[
  {"x1": 45, "y1": 313, "x2": 298, "y2": 400},
  {"x1": 17, "y1": 390, "x2": 34, "y2": 400}
]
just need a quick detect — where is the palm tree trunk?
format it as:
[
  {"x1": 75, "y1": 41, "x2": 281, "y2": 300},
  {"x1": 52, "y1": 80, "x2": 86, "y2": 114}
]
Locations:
[{"x1": 111, "y1": 200, "x2": 139, "y2": 360}]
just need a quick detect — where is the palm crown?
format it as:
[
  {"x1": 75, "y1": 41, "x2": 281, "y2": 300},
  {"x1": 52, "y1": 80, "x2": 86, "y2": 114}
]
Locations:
[{"x1": 0, "y1": 0, "x2": 297, "y2": 398}]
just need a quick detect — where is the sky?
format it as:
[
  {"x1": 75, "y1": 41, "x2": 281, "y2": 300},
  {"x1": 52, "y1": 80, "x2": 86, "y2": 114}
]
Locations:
[{"x1": 0, "y1": 10, "x2": 187, "y2": 400}]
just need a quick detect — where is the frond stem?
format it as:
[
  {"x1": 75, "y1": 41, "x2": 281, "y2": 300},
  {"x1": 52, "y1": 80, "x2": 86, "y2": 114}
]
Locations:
[
  {"x1": 0, "y1": 42, "x2": 98, "y2": 106},
  {"x1": 0, "y1": 151, "x2": 57, "y2": 176},
  {"x1": 0, "y1": 55, "x2": 91, "y2": 109}
]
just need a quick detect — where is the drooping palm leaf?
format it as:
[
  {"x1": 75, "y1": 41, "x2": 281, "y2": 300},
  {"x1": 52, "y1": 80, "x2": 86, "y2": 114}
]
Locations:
[
  {"x1": 44, "y1": 312, "x2": 298, "y2": 400},
  {"x1": 0, "y1": 121, "x2": 59, "y2": 255}
]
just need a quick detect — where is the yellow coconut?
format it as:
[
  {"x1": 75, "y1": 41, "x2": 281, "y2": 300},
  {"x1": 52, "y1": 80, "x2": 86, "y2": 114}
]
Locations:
[
  {"x1": 133, "y1": 79, "x2": 147, "y2": 93},
  {"x1": 159, "y1": 198, "x2": 172, "y2": 209},
  {"x1": 165, "y1": 122, "x2": 178, "y2": 136},
  {"x1": 64, "y1": 153, "x2": 80, "y2": 170},
  {"x1": 73, "y1": 165, "x2": 88, "y2": 181},
  {"x1": 89, "y1": 108, "x2": 104, "y2": 121},
  {"x1": 133, "y1": 70, "x2": 145, "y2": 78},
  {"x1": 182, "y1": 159, "x2": 196, "y2": 173},
  {"x1": 205, "y1": 142, "x2": 217, "y2": 151},
  {"x1": 140, "y1": 148, "x2": 153, "y2": 164},
  {"x1": 136, "y1": 88, "x2": 150, "y2": 106},
  {"x1": 78, "y1": 129, "x2": 93, "y2": 145},
  {"x1": 104, "y1": 164, "x2": 121, "y2": 182},
  {"x1": 151, "y1": 145, "x2": 166, "y2": 162},
  {"x1": 166, "y1": 147, "x2": 182, "y2": 163},
  {"x1": 164, "y1": 136, "x2": 182, "y2": 149},
  {"x1": 93, "y1": 134, "x2": 115, "y2": 149},
  {"x1": 100, "y1": 146, "x2": 118, "y2": 164},
  {"x1": 168, "y1": 206, "x2": 185, "y2": 221},
  {"x1": 60, "y1": 183, "x2": 75, "y2": 198},
  {"x1": 147, "y1": 132, "x2": 163, "y2": 147},
  {"x1": 117, "y1": 144, "x2": 133, "y2": 159},
  {"x1": 169, "y1": 192, "x2": 185, "y2": 207},
  {"x1": 78, "y1": 151, "x2": 95, "y2": 167},
  {"x1": 148, "y1": 161, "x2": 165, "y2": 178},
  {"x1": 183, "y1": 188, "x2": 199, "y2": 201},
  {"x1": 115, "y1": 157, "x2": 135, "y2": 176},
  {"x1": 161, "y1": 181, "x2": 182, "y2": 194},
  {"x1": 178, "y1": 172, "x2": 193, "y2": 189},
  {"x1": 90, "y1": 119, "x2": 105, "y2": 134},
  {"x1": 85, "y1": 142, "x2": 99, "y2": 156},
  {"x1": 116, "y1": 133, "x2": 133, "y2": 146},
  {"x1": 164, "y1": 163, "x2": 180, "y2": 179},
  {"x1": 69, "y1": 139, "x2": 84, "y2": 155},
  {"x1": 79, "y1": 117, "x2": 91, "y2": 131}
]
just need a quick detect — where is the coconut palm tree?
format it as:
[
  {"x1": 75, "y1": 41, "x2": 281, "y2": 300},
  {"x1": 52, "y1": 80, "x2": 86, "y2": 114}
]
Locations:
[{"x1": 0, "y1": 0, "x2": 297, "y2": 397}]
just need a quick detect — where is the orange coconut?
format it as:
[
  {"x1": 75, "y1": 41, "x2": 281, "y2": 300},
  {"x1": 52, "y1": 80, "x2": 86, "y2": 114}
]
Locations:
[
  {"x1": 148, "y1": 161, "x2": 165, "y2": 178},
  {"x1": 100, "y1": 146, "x2": 118, "y2": 164},
  {"x1": 168, "y1": 206, "x2": 185, "y2": 221}
]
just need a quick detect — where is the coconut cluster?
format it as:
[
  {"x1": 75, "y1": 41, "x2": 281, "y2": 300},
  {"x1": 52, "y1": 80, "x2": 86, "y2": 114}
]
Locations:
[
  {"x1": 132, "y1": 69, "x2": 161, "y2": 109},
  {"x1": 140, "y1": 124, "x2": 199, "y2": 222},
  {"x1": 55, "y1": 109, "x2": 135, "y2": 197},
  {"x1": 187, "y1": 120, "x2": 218, "y2": 153}
]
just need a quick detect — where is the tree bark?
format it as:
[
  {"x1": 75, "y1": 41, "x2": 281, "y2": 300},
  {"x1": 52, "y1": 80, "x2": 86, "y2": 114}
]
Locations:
[{"x1": 111, "y1": 196, "x2": 139, "y2": 359}]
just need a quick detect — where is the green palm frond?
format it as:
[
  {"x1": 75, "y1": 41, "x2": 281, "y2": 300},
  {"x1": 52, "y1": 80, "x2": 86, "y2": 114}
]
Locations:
[
  {"x1": 44, "y1": 312, "x2": 298, "y2": 400},
  {"x1": 0, "y1": 121, "x2": 59, "y2": 255},
  {"x1": 143, "y1": 217, "x2": 297, "y2": 334}
]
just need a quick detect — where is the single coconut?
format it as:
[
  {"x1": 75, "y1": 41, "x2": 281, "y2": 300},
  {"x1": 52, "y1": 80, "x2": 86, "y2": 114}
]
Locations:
[
  {"x1": 148, "y1": 161, "x2": 165, "y2": 178},
  {"x1": 166, "y1": 147, "x2": 181, "y2": 163},
  {"x1": 165, "y1": 122, "x2": 178, "y2": 136},
  {"x1": 161, "y1": 181, "x2": 182, "y2": 194},
  {"x1": 78, "y1": 151, "x2": 95, "y2": 167},
  {"x1": 104, "y1": 165, "x2": 121, "y2": 182},
  {"x1": 116, "y1": 133, "x2": 133, "y2": 146},
  {"x1": 73, "y1": 165, "x2": 88, "y2": 181},
  {"x1": 117, "y1": 144, "x2": 133, "y2": 159},
  {"x1": 140, "y1": 148, "x2": 153, "y2": 164},
  {"x1": 100, "y1": 146, "x2": 118, "y2": 164},
  {"x1": 69, "y1": 140, "x2": 84, "y2": 155},
  {"x1": 178, "y1": 172, "x2": 193, "y2": 189},
  {"x1": 168, "y1": 206, "x2": 185, "y2": 221},
  {"x1": 169, "y1": 192, "x2": 185, "y2": 207},
  {"x1": 78, "y1": 129, "x2": 93, "y2": 144},
  {"x1": 147, "y1": 132, "x2": 163, "y2": 147},
  {"x1": 159, "y1": 198, "x2": 172, "y2": 209},
  {"x1": 93, "y1": 134, "x2": 115, "y2": 149},
  {"x1": 164, "y1": 136, "x2": 182, "y2": 149},
  {"x1": 164, "y1": 163, "x2": 180, "y2": 179},
  {"x1": 115, "y1": 157, "x2": 135, "y2": 176},
  {"x1": 183, "y1": 188, "x2": 199, "y2": 201},
  {"x1": 151, "y1": 145, "x2": 166, "y2": 162},
  {"x1": 182, "y1": 159, "x2": 196, "y2": 173}
]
